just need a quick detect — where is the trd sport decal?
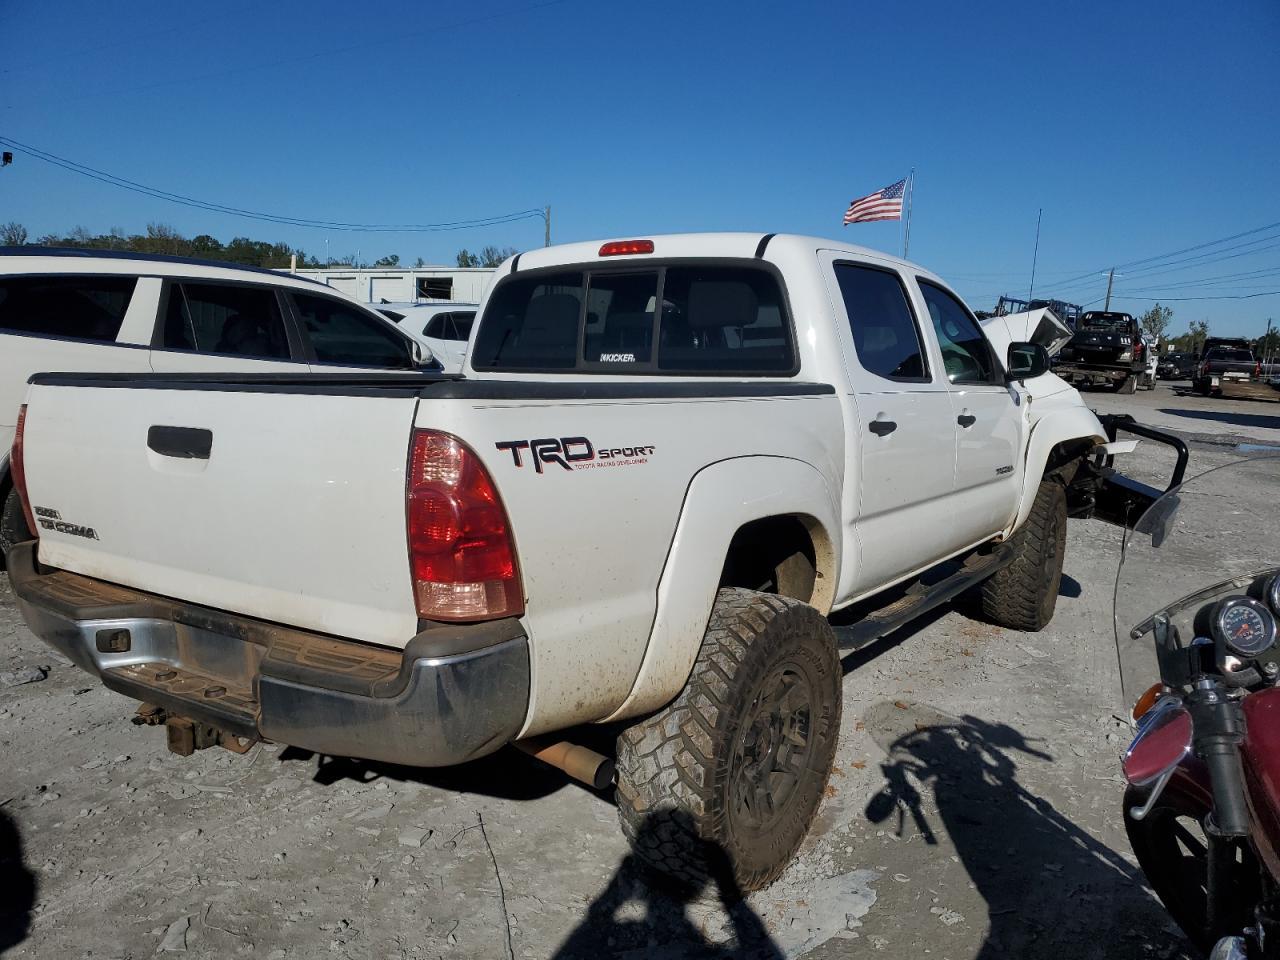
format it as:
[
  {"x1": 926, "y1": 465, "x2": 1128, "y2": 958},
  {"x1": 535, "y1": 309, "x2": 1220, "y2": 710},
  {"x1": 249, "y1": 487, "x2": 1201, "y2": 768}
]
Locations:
[{"x1": 495, "y1": 437, "x2": 655, "y2": 473}]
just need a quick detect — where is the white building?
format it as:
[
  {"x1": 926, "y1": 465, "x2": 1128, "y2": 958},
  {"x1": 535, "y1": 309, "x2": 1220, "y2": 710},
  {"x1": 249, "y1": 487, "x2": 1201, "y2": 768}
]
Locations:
[{"x1": 281, "y1": 266, "x2": 497, "y2": 304}]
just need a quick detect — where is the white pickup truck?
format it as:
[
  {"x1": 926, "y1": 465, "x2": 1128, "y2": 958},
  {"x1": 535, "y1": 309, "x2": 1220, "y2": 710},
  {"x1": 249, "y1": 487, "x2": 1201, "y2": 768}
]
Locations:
[{"x1": 6, "y1": 233, "x2": 1181, "y2": 890}]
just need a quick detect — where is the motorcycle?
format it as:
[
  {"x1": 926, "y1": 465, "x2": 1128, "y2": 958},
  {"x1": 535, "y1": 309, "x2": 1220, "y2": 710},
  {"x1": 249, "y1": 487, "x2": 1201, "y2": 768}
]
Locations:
[{"x1": 1118, "y1": 455, "x2": 1280, "y2": 958}]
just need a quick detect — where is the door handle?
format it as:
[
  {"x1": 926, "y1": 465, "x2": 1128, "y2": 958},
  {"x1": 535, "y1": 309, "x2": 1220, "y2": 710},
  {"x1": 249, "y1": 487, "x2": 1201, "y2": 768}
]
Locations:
[
  {"x1": 957, "y1": 414, "x2": 977, "y2": 428},
  {"x1": 148, "y1": 425, "x2": 213, "y2": 460},
  {"x1": 868, "y1": 419, "x2": 897, "y2": 437}
]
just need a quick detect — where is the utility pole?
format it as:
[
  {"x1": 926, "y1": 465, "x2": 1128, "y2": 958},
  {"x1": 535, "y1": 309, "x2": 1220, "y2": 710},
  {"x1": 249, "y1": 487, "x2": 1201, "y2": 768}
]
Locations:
[
  {"x1": 1103, "y1": 267, "x2": 1115, "y2": 312},
  {"x1": 1027, "y1": 208, "x2": 1042, "y2": 301},
  {"x1": 544, "y1": 205, "x2": 551, "y2": 247},
  {"x1": 1265, "y1": 317, "x2": 1274, "y2": 376}
]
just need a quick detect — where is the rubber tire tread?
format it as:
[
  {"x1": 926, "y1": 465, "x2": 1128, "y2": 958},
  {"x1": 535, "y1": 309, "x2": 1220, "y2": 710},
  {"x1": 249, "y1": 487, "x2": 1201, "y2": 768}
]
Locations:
[
  {"x1": 0, "y1": 487, "x2": 31, "y2": 570},
  {"x1": 614, "y1": 587, "x2": 841, "y2": 893},
  {"x1": 979, "y1": 479, "x2": 1067, "y2": 632}
]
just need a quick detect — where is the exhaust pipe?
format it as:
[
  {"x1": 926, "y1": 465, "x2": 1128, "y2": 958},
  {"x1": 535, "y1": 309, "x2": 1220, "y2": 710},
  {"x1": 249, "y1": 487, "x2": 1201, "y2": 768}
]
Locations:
[{"x1": 515, "y1": 736, "x2": 615, "y2": 790}]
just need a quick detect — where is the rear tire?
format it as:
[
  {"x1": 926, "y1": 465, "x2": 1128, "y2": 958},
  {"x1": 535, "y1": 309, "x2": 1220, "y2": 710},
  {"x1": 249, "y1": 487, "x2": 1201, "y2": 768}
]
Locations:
[
  {"x1": 980, "y1": 479, "x2": 1066, "y2": 631},
  {"x1": 0, "y1": 487, "x2": 32, "y2": 568},
  {"x1": 1116, "y1": 374, "x2": 1138, "y2": 395},
  {"x1": 614, "y1": 588, "x2": 841, "y2": 892}
]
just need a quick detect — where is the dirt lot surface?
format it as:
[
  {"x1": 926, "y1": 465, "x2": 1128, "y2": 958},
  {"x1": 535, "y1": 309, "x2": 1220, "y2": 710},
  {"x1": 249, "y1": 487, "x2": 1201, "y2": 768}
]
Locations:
[{"x1": 0, "y1": 380, "x2": 1274, "y2": 959}]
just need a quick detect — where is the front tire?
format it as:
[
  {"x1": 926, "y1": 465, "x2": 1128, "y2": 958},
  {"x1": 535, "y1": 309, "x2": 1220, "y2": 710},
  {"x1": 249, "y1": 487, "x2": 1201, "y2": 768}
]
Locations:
[
  {"x1": 980, "y1": 479, "x2": 1066, "y2": 631},
  {"x1": 615, "y1": 588, "x2": 841, "y2": 892},
  {"x1": 1117, "y1": 374, "x2": 1138, "y2": 395},
  {"x1": 1125, "y1": 782, "x2": 1256, "y2": 954}
]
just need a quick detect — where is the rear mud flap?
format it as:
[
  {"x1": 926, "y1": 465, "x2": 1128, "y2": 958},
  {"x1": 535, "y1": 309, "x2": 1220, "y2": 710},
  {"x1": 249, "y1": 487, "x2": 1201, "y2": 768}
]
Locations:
[{"x1": 1068, "y1": 414, "x2": 1189, "y2": 529}]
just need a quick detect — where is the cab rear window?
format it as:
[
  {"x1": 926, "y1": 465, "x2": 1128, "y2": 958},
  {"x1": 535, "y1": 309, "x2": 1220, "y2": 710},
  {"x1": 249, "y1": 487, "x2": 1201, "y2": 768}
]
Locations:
[{"x1": 470, "y1": 263, "x2": 794, "y2": 374}]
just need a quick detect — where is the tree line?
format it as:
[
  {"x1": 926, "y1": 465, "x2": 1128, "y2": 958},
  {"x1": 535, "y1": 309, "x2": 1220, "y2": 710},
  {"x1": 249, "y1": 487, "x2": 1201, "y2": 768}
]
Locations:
[{"x1": 0, "y1": 221, "x2": 518, "y2": 271}]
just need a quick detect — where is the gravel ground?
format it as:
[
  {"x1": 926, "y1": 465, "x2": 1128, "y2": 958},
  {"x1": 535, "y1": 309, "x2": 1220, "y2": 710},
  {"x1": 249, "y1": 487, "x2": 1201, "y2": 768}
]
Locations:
[{"x1": 0, "y1": 379, "x2": 1274, "y2": 960}]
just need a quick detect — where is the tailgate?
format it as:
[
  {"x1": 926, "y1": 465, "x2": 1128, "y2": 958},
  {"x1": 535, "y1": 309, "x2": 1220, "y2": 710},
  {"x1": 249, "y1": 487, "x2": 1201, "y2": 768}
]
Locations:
[{"x1": 19, "y1": 376, "x2": 424, "y2": 648}]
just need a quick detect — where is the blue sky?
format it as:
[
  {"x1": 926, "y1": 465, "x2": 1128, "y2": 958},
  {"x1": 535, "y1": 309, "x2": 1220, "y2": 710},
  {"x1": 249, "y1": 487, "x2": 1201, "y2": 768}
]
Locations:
[{"x1": 1, "y1": 0, "x2": 1277, "y2": 336}]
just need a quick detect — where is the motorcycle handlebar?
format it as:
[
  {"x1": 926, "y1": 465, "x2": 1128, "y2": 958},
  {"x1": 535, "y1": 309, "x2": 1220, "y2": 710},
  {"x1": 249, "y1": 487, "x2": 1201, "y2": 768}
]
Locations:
[{"x1": 1191, "y1": 687, "x2": 1250, "y2": 838}]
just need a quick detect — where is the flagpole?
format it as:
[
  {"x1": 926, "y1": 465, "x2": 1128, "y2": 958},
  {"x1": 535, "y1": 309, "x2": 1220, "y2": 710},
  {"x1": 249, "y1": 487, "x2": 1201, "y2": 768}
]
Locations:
[
  {"x1": 902, "y1": 168, "x2": 915, "y2": 259},
  {"x1": 1028, "y1": 207, "x2": 1042, "y2": 301}
]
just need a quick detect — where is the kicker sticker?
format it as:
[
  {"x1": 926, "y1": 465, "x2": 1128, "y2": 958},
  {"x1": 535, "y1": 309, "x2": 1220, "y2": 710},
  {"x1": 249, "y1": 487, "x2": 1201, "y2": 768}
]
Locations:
[{"x1": 495, "y1": 437, "x2": 655, "y2": 473}]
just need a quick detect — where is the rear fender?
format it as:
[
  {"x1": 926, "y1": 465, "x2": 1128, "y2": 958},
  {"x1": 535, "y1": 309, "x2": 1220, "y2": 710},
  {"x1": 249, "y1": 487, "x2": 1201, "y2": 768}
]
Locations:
[{"x1": 602, "y1": 456, "x2": 839, "y2": 723}]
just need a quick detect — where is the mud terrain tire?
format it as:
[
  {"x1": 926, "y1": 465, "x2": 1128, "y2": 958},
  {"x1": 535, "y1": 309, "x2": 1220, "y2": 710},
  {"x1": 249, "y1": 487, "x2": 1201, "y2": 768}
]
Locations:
[
  {"x1": 0, "y1": 487, "x2": 32, "y2": 569},
  {"x1": 980, "y1": 479, "x2": 1066, "y2": 631},
  {"x1": 615, "y1": 588, "x2": 841, "y2": 892}
]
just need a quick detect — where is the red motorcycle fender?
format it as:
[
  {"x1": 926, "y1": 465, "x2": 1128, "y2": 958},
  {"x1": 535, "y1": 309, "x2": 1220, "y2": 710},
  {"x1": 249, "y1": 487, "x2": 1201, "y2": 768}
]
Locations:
[{"x1": 1242, "y1": 689, "x2": 1280, "y2": 881}]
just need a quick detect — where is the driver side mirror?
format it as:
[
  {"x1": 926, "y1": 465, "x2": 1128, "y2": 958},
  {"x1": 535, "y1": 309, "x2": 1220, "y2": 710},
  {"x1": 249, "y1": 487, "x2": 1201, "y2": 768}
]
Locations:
[
  {"x1": 1006, "y1": 341, "x2": 1050, "y2": 382},
  {"x1": 410, "y1": 339, "x2": 439, "y2": 370}
]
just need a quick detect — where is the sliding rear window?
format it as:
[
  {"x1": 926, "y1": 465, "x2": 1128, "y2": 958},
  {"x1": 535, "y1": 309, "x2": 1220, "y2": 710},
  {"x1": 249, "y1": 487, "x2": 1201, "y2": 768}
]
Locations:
[{"x1": 470, "y1": 262, "x2": 795, "y2": 374}]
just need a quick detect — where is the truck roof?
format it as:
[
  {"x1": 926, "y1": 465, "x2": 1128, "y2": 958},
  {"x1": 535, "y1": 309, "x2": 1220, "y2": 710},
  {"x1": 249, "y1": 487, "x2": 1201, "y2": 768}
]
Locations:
[{"x1": 504, "y1": 232, "x2": 948, "y2": 286}]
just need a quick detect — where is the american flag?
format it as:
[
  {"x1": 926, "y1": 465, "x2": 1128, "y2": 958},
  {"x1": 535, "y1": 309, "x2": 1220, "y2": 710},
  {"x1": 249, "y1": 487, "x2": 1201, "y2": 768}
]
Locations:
[{"x1": 843, "y1": 178, "x2": 906, "y2": 225}]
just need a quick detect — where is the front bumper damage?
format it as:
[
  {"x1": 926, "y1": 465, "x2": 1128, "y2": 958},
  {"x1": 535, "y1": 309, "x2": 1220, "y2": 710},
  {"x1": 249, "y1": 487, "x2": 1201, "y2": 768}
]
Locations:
[
  {"x1": 1068, "y1": 414, "x2": 1190, "y2": 528},
  {"x1": 5, "y1": 541, "x2": 530, "y2": 766}
]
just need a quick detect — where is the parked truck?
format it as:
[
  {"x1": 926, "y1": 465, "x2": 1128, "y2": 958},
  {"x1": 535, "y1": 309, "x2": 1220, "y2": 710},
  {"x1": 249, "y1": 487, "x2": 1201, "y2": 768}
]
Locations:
[
  {"x1": 5, "y1": 233, "x2": 1180, "y2": 890},
  {"x1": 1054, "y1": 311, "x2": 1147, "y2": 394},
  {"x1": 1192, "y1": 337, "x2": 1264, "y2": 398}
]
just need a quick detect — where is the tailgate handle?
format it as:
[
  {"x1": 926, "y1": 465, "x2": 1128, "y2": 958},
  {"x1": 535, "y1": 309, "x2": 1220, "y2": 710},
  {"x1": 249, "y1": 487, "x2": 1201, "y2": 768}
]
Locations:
[{"x1": 148, "y1": 426, "x2": 213, "y2": 460}]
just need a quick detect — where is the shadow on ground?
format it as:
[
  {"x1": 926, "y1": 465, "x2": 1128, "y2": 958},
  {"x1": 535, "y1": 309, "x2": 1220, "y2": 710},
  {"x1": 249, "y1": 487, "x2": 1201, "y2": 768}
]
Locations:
[
  {"x1": 1159, "y1": 407, "x2": 1280, "y2": 431},
  {"x1": 0, "y1": 809, "x2": 36, "y2": 955},
  {"x1": 551, "y1": 810, "x2": 783, "y2": 960},
  {"x1": 277, "y1": 742, "x2": 614, "y2": 804},
  {"x1": 863, "y1": 702, "x2": 1186, "y2": 958}
]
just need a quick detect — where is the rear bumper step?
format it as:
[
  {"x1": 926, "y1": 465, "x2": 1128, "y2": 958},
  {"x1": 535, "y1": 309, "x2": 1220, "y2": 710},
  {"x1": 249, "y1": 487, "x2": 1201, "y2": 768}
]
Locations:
[{"x1": 5, "y1": 541, "x2": 530, "y2": 767}]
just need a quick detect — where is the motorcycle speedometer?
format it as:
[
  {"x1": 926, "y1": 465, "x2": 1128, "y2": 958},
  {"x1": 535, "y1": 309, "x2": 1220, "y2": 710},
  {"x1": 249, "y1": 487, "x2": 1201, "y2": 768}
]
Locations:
[{"x1": 1212, "y1": 597, "x2": 1277, "y2": 658}]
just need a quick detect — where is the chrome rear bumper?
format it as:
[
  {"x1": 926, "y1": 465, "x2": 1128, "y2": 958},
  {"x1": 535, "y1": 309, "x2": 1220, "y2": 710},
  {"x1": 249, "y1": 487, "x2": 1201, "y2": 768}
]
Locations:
[{"x1": 6, "y1": 541, "x2": 529, "y2": 767}]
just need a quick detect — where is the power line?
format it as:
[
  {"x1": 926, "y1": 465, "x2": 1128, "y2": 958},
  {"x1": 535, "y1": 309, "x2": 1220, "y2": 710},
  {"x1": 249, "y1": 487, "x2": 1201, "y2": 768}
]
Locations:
[
  {"x1": 1117, "y1": 291, "x2": 1280, "y2": 302},
  {"x1": 0, "y1": 135, "x2": 546, "y2": 233},
  {"x1": 1032, "y1": 219, "x2": 1280, "y2": 295}
]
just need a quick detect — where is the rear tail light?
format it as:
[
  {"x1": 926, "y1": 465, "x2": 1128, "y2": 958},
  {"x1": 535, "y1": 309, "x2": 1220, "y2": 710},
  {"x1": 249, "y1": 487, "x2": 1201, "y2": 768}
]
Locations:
[
  {"x1": 11, "y1": 404, "x2": 37, "y2": 538},
  {"x1": 406, "y1": 430, "x2": 523, "y2": 621},
  {"x1": 599, "y1": 239, "x2": 654, "y2": 257},
  {"x1": 1256, "y1": 362, "x2": 1263, "y2": 379},
  {"x1": 1133, "y1": 339, "x2": 1144, "y2": 359}
]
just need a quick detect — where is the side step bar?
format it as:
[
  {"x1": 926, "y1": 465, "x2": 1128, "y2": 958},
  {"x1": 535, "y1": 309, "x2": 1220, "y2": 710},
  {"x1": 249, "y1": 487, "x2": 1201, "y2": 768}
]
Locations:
[{"x1": 834, "y1": 545, "x2": 1015, "y2": 652}]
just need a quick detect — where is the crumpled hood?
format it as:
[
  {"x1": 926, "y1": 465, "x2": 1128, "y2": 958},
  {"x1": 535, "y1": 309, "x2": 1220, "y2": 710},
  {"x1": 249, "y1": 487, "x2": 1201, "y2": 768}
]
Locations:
[{"x1": 981, "y1": 308, "x2": 1073, "y2": 360}]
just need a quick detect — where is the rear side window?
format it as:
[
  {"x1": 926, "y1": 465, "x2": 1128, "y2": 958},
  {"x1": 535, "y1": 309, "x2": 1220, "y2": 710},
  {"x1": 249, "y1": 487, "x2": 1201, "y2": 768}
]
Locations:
[
  {"x1": 292, "y1": 294, "x2": 413, "y2": 368},
  {"x1": 162, "y1": 282, "x2": 290, "y2": 359},
  {"x1": 833, "y1": 264, "x2": 928, "y2": 381},
  {"x1": 918, "y1": 280, "x2": 1001, "y2": 385},
  {"x1": 423, "y1": 312, "x2": 476, "y2": 342},
  {"x1": 470, "y1": 263, "x2": 793, "y2": 374},
  {"x1": 0, "y1": 275, "x2": 136, "y2": 342}
]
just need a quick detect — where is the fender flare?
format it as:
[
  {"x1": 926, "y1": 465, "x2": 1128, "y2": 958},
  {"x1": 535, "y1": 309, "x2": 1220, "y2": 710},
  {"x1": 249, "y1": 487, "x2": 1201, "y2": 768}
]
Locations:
[
  {"x1": 602, "y1": 455, "x2": 840, "y2": 724},
  {"x1": 1010, "y1": 407, "x2": 1106, "y2": 533}
]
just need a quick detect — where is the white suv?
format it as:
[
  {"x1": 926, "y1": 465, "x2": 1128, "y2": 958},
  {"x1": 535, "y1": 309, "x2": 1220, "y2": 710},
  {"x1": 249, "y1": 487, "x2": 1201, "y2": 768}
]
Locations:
[
  {"x1": 0, "y1": 247, "x2": 431, "y2": 556},
  {"x1": 377, "y1": 301, "x2": 478, "y2": 373}
]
